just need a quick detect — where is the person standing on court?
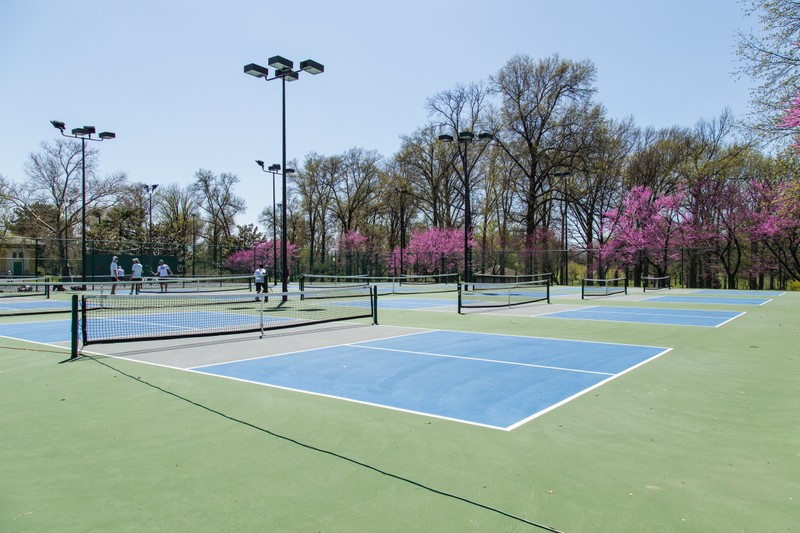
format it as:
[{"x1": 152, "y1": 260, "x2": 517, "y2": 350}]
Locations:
[
  {"x1": 130, "y1": 258, "x2": 143, "y2": 295},
  {"x1": 254, "y1": 263, "x2": 268, "y2": 300},
  {"x1": 156, "y1": 259, "x2": 173, "y2": 292},
  {"x1": 110, "y1": 255, "x2": 119, "y2": 294}
]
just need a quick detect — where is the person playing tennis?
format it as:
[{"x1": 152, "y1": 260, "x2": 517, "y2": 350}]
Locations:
[
  {"x1": 156, "y1": 259, "x2": 173, "y2": 293},
  {"x1": 110, "y1": 255, "x2": 119, "y2": 294},
  {"x1": 254, "y1": 263, "x2": 269, "y2": 300},
  {"x1": 130, "y1": 258, "x2": 143, "y2": 295}
]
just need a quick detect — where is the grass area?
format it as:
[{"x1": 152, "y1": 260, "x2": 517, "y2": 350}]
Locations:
[{"x1": 1, "y1": 291, "x2": 798, "y2": 532}]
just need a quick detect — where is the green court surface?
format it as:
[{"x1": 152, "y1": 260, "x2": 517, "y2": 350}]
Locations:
[{"x1": 1, "y1": 290, "x2": 798, "y2": 532}]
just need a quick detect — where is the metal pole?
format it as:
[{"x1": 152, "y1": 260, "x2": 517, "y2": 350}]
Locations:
[
  {"x1": 462, "y1": 146, "x2": 471, "y2": 284},
  {"x1": 81, "y1": 137, "x2": 87, "y2": 286},
  {"x1": 562, "y1": 187, "x2": 568, "y2": 284},
  {"x1": 148, "y1": 190, "x2": 153, "y2": 269},
  {"x1": 272, "y1": 170, "x2": 278, "y2": 286},
  {"x1": 192, "y1": 215, "x2": 197, "y2": 277},
  {"x1": 281, "y1": 75, "x2": 288, "y2": 296},
  {"x1": 400, "y1": 193, "x2": 405, "y2": 277}
]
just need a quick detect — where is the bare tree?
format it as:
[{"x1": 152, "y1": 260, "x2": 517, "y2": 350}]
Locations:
[
  {"x1": 329, "y1": 148, "x2": 382, "y2": 235},
  {"x1": 4, "y1": 139, "x2": 124, "y2": 275},
  {"x1": 191, "y1": 169, "x2": 246, "y2": 271},
  {"x1": 490, "y1": 53, "x2": 599, "y2": 245},
  {"x1": 397, "y1": 124, "x2": 460, "y2": 227},
  {"x1": 290, "y1": 152, "x2": 337, "y2": 271}
]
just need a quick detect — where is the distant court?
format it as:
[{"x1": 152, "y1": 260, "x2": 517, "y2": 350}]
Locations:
[
  {"x1": 539, "y1": 306, "x2": 743, "y2": 327},
  {"x1": 645, "y1": 295, "x2": 770, "y2": 306}
]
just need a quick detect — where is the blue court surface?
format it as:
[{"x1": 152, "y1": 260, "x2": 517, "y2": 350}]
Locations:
[
  {"x1": 340, "y1": 297, "x2": 453, "y2": 310},
  {"x1": 0, "y1": 320, "x2": 71, "y2": 343},
  {"x1": 0, "y1": 299, "x2": 72, "y2": 313},
  {"x1": 191, "y1": 330, "x2": 669, "y2": 430},
  {"x1": 539, "y1": 306, "x2": 743, "y2": 327},
  {"x1": 645, "y1": 295, "x2": 770, "y2": 306},
  {"x1": 692, "y1": 289, "x2": 784, "y2": 297}
]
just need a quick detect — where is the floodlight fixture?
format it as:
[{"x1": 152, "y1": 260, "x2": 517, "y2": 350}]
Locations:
[
  {"x1": 244, "y1": 63, "x2": 269, "y2": 78},
  {"x1": 99, "y1": 131, "x2": 115, "y2": 140},
  {"x1": 268, "y1": 56, "x2": 294, "y2": 71},
  {"x1": 438, "y1": 134, "x2": 454, "y2": 142},
  {"x1": 51, "y1": 120, "x2": 66, "y2": 130},
  {"x1": 299, "y1": 59, "x2": 324, "y2": 75},
  {"x1": 255, "y1": 159, "x2": 265, "y2": 168},
  {"x1": 280, "y1": 69, "x2": 299, "y2": 82},
  {"x1": 268, "y1": 163, "x2": 281, "y2": 172},
  {"x1": 458, "y1": 131, "x2": 475, "y2": 142}
]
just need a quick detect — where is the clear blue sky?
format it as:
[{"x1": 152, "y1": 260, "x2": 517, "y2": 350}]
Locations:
[{"x1": 0, "y1": 0, "x2": 756, "y2": 229}]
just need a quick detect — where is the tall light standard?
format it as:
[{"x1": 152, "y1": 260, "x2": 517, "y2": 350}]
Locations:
[
  {"x1": 437, "y1": 130, "x2": 494, "y2": 284},
  {"x1": 394, "y1": 188, "x2": 409, "y2": 277},
  {"x1": 191, "y1": 212, "x2": 198, "y2": 277},
  {"x1": 553, "y1": 171, "x2": 572, "y2": 285},
  {"x1": 144, "y1": 184, "x2": 159, "y2": 273},
  {"x1": 256, "y1": 161, "x2": 295, "y2": 286},
  {"x1": 244, "y1": 55, "x2": 324, "y2": 294},
  {"x1": 50, "y1": 120, "x2": 115, "y2": 285}
]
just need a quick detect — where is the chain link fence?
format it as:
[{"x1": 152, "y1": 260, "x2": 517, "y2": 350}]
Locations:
[{"x1": 0, "y1": 236, "x2": 790, "y2": 290}]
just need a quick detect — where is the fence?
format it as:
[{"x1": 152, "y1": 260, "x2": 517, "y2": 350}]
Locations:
[{"x1": 0, "y1": 236, "x2": 791, "y2": 290}]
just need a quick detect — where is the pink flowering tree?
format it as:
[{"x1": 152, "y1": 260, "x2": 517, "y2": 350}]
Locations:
[
  {"x1": 403, "y1": 227, "x2": 471, "y2": 275},
  {"x1": 338, "y1": 230, "x2": 369, "y2": 254},
  {"x1": 601, "y1": 186, "x2": 688, "y2": 281},
  {"x1": 224, "y1": 240, "x2": 298, "y2": 276},
  {"x1": 749, "y1": 179, "x2": 800, "y2": 282},
  {"x1": 337, "y1": 230, "x2": 371, "y2": 275},
  {"x1": 781, "y1": 90, "x2": 800, "y2": 151}
]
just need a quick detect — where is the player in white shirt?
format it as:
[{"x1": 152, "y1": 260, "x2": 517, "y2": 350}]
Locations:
[
  {"x1": 130, "y1": 258, "x2": 143, "y2": 295},
  {"x1": 110, "y1": 255, "x2": 119, "y2": 294},
  {"x1": 156, "y1": 259, "x2": 173, "y2": 293}
]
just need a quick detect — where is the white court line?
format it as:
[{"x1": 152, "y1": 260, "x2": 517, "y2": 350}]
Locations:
[{"x1": 347, "y1": 344, "x2": 615, "y2": 376}]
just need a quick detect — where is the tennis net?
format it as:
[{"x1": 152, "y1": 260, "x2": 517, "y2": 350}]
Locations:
[
  {"x1": 642, "y1": 275, "x2": 671, "y2": 292},
  {"x1": 80, "y1": 286, "x2": 376, "y2": 345},
  {"x1": 300, "y1": 273, "x2": 459, "y2": 295},
  {"x1": 0, "y1": 280, "x2": 50, "y2": 298},
  {"x1": 471, "y1": 272, "x2": 551, "y2": 286},
  {"x1": 94, "y1": 275, "x2": 253, "y2": 294},
  {"x1": 458, "y1": 279, "x2": 550, "y2": 312},
  {"x1": 581, "y1": 277, "x2": 628, "y2": 299}
]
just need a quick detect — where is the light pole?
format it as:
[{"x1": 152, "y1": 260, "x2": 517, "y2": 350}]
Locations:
[
  {"x1": 395, "y1": 188, "x2": 409, "y2": 277},
  {"x1": 50, "y1": 120, "x2": 115, "y2": 286},
  {"x1": 245, "y1": 55, "x2": 324, "y2": 295},
  {"x1": 437, "y1": 130, "x2": 494, "y2": 284},
  {"x1": 144, "y1": 184, "x2": 159, "y2": 274},
  {"x1": 256, "y1": 161, "x2": 295, "y2": 286},
  {"x1": 553, "y1": 171, "x2": 572, "y2": 285},
  {"x1": 191, "y1": 213, "x2": 198, "y2": 277}
]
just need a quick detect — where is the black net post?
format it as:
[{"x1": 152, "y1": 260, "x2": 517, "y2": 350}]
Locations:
[
  {"x1": 371, "y1": 285, "x2": 378, "y2": 325},
  {"x1": 70, "y1": 294, "x2": 79, "y2": 360},
  {"x1": 457, "y1": 282, "x2": 463, "y2": 314}
]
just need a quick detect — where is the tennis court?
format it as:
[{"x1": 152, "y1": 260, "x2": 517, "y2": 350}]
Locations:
[
  {"x1": 539, "y1": 305, "x2": 744, "y2": 327},
  {"x1": 0, "y1": 298, "x2": 72, "y2": 314},
  {"x1": 191, "y1": 330, "x2": 669, "y2": 430},
  {"x1": 2, "y1": 286, "x2": 798, "y2": 532},
  {"x1": 692, "y1": 289, "x2": 784, "y2": 297},
  {"x1": 645, "y1": 295, "x2": 772, "y2": 306}
]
